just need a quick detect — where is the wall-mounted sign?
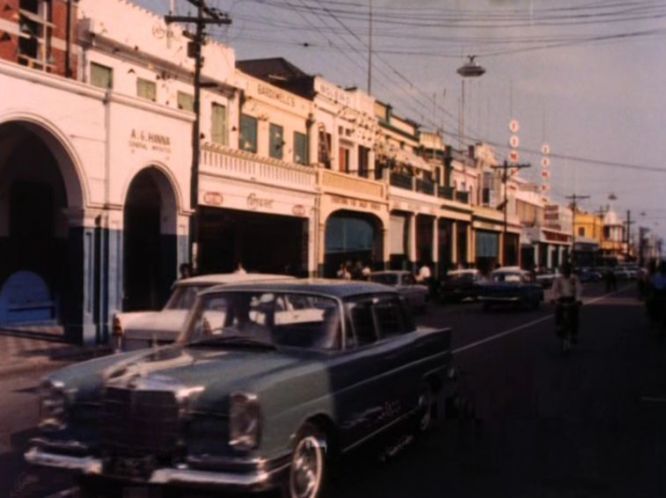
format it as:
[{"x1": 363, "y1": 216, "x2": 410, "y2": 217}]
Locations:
[
  {"x1": 509, "y1": 119, "x2": 520, "y2": 133},
  {"x1": 129, "y1": 129, "x2": 171, "y2": 153},
  {"x1": 247, "y1": 193, "x2": 274, "y2": 211},
  {"x1": 330, "y1": 195, "x2": 382, "y2": 212},
  {"x1": 257, "y1": 84, "x2": 296, "y2": 107},
  {"x1": 203, "y1": 191, "x2": 224, "y2": 206},
  {"x1": 509, "y1": 135, "x2": 520, "y2": 148}
]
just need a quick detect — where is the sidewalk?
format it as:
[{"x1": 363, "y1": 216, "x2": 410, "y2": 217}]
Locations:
[{"x1": 0, "y1": 326, "x2": 111, "y2": 377}]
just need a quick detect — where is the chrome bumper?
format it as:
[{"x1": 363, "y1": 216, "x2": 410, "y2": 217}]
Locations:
[
  {"x1": 478, "y1": 296, "x2": 520, "y2": 302},
  {"x1": 25, "y1": 447, "x2": 289, "y2": 492}
]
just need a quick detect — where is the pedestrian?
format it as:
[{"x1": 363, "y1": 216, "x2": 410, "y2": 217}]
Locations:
[
  {"x1": 604, "y1": 267, "x2": 617, "y2": 292},
  {"x1": 179, "y1": 262, "x2": 193, "y2": 280},
  {"x1": 361, "y1": 261, "x2": 372, "y2": 280},
  {"x1": 336, "y1": 263, "x2": 351, "y2": 280},
  {"x1": 234, "y1": 261, "x2": 247, "y2": 274}
]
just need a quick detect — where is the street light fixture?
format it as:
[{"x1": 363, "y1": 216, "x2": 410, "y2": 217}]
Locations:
[{"x1": 456, "y1": 55, "x2": 485, "y2": 148}]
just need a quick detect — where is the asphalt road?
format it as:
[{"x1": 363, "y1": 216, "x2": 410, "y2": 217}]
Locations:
[{"x1": 2, "y1": 282, "x2": 664, "y2": 498}]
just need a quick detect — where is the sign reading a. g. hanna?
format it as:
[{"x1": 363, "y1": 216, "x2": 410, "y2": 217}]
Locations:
[{"x1": 129, "y1": 129, "x2": 171, "y2": 153}]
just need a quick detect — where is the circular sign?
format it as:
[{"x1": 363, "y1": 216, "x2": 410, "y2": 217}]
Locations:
[
  {"x1": 541, "y1": 157, "x2": 551, "y2": 168},
  {"x1": 509, "y1": 135, "x2": 520, "y2": 148},
  {"x1": 509, "y1": 119, "x2": 520, "y2": 133},
  {"x1": 509, "y1": 150, "x2": 519, "y2": 163},
  {"x1": 541, "y1": 143, "x2": 550, "y2": 155},
  {"x1": 541, "y1": 184, "x2": 551, "y2": 192},
  {"x1": 541, "y1": 170, "x2": 551, "y2": 178}
]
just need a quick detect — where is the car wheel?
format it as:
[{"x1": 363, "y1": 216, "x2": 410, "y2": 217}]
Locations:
[
  {"x1": 284, "y1": 422, "x2": 328, "y2": 498},
  {"x1": 415, "y1": 384, "x2": 435, "y2": 434}
]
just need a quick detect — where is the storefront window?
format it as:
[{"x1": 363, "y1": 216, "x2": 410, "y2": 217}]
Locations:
[
  {"x1": 358, "y1": 146, "x2": 370, "y2": 177},
  {"x1": 90, "y1": 63, "x2": 113, "y2": 90},
  {"x1": 240, "y1": 114, "x2": 258, "y2": 153},
  {"x1": 270, "y1": 123, "x2": 284, "y2": 159},
  {"x1": 137, "y1": 78, "x2": 156, "y2": 102},
  {"x1": 177, "y1": 91, "x2": 194, "y2": 112},
  {"x1": 211, "y1": 103, "x2": 228, "y2": 146},
  {"x1": 293, "y1": 131, "x2": 308, "y2": 165}
]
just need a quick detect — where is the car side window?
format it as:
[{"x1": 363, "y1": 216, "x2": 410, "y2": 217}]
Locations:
[
  {"x1": 348, "y1": 300, "x2": 377, "y2": 347},
  {"x1": 374, "y1": 297, "x2": 407, "y2": 338},
  {"x1": 402, "y1": 274, "x2": 415, "y2": 285}
]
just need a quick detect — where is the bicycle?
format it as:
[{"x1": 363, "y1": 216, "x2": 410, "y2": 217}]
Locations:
[{"x1": 555, "y1": 297, "x2": 580, "y2": 354}]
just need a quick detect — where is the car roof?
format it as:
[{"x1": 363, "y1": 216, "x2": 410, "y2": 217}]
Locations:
[
  {"x1": 201, "y1": 278, "x2": 398, "y2": 298},
  {"x1": 176, "y1": 273, "x2": 296, "y2": 286},
  {"x1": 492, "y1": 266, "x2": 528, "y2": 274}
]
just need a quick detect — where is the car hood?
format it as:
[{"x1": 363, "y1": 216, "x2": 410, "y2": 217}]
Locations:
[
  {"x1": 48, "y1": 345, "x2": 320, "y2": 412},
  {"x1": 116, "y1": 310, "x2": 190, "y2": 339}
]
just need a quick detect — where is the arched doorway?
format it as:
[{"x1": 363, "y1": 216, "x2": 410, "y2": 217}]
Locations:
[
  {"x1": 324, "y1": 210, "x2": 383, "y2": 277},
  {"x1": 0, "y1": 120, "x2": 84, "y2": 332},
  {"x1": 123, "y1": 167, "x2": 178, "y2": 311}
]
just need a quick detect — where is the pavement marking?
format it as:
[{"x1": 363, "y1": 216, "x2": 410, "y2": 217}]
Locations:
[{"x1": 452, "y1": 286, "x2": 630, "y2": 355}]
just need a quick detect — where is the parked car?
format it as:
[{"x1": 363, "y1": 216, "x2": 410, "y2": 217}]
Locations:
[
  {"x1": 478, "y1": 267, "x2": 544, "y2": 311},
  {"x1": 535, "y1": 271, "x2": 557, "y2": 290},
  {"x1": 369, "y1": 270, "x2": 429, "y2": 312},
  {"x1": 113, "y1": 272, "x2": 294, "y2": 351},
  {"x1": 26, "y1": 280, "x2": 456, "y2": 498},
  {"x1": 577, "y1": 267, "x2": 602, "y2": 283},
  {"x1": 439, "y1": 269, "x2": 482, "y2": 302}
]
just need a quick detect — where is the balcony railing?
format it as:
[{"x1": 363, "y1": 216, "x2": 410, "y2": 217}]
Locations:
[
  {"x1": 437, "y1": 186, "x2": 454, "y2": 200},
  {"x1": 320, "y1": 169, "x2": 385, "y2": 200},
  {"x1": 416, "y1": 179, "x2": 435, "y2": 195},
  {"x1": 455, "y1": 191, "x2": 469, "y2": 204},
  {"x1": 200, "y1": 144, "x2": 318, "y2": 190},
  {"x1": 390, "y1": 172, "x2": 413, "y2": 190}
]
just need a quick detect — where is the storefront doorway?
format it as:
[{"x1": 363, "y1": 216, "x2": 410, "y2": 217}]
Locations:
[{"x1": 324, "y1": 210, "x2": 383, "y2": 277}]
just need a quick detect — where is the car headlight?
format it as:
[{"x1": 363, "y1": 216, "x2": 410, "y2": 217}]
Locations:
[
  {"x1": 39, "y1": 379, "x2": 69, "y2": 431},
  {"x1": 229, "y1": 392, "x2": 261, "y2": 451}
]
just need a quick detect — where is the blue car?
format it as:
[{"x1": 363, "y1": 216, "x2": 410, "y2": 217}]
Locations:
[
  {"x1": 26, "y1": 280, "x2": 456, "y2": 498},
  {"x1": 478, "y1": 267, "x2": 544, "y2": 311}
]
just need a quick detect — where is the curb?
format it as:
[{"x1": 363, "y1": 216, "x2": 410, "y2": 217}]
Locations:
[{"x1": 0, "y1": 346, "x2": 113, "y2": 378}]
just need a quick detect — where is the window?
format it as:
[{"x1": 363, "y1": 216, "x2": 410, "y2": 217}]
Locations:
[
  {"x1": 358, "y1": 146, "x2": 370, "y2": 178},
  {"x1": 137, "y1": 78, "x2": 156, "y2": 101},
  {"x1": 374, "y1": 298, "x2": 407, "y2": 338},
  {"x1": 211, "y1": 103, "x2": 228, "y2": 145},
  {"x1": 318, "y1": 129, "x2": 332, "y2": 168},
  {"x1": 17, "y1": 0, "x2": 53, "y2": 71},
  {"x1": 349, "y1": 301, "x2": 376, "y2": 347},
  {"x1": 338, "y1": 146, "x2": 350, "y2": 173},
  {"x1": 578, "y1": 227, "x2": 586, "y2": 237},
  {"x1": 177, "y1": 91, "x2": 194, "y2": 112},
  {"x1": 294, "y1": 132, "x2": 308, "y2": 165},
  {"x1": 269, "y1": 123, "x2": 284, "y2": 159},
  {"x1": 239, "y1": 114, "x2": 258, "y2": 153},
  {"x1": 90, "y1": 63, "x2": 113, "y2": 89}
]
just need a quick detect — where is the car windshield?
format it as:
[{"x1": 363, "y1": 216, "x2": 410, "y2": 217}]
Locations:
[
  {"x1": 164, "y1": 284, "x2": 210, "y2": 310},
  {"x1": 181, "y1": 291, "x2": 341, "y2": 351},
  {"x1": 448, "y1": 272, "x2": 476, "y2": 282},
  {"x1": 370, "y1": 274, "x2": 399, "y2": 285}
]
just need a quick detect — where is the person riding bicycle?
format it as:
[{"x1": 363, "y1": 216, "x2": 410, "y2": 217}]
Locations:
[{"x1": 551, "y1": 262, "x2": 583, "y2": 344}]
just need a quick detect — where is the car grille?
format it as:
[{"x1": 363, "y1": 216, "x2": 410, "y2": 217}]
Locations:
[{"x1": 102, "y1": 387, "x2": 180, "y2": 457}]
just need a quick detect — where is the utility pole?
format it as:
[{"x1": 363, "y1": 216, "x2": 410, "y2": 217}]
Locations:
[
  {"x1": 165, "y1": 1, "x2": 231, "y2": 271},
  {"x1": 566, "y1": 193, "x2": 590, "y2": 267},
  {"x1": 625, "y1": 209, "x2": 633, "y2": 260},
  {"x1": 494, "y1": 160, "x2": 531, "y2": 266},
  {"x1": 367, "y1": 0, "x2": 373, "y2": 94}
]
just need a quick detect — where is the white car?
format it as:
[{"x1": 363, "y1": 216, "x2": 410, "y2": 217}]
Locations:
[
  {"x1": 369, "y1": 270, "x2": 429, "y2": 313},
  {"x1": 113, "y1": 273, "x2": 295, "y2": 351}
]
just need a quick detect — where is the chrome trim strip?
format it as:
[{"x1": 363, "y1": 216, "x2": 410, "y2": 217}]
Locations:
[
  {"x1": 25, "y1": 447, "x2": 103, "y2": 474},
  {"x1": 478, "y1": 296, "x2": 520, "y2": 302},
  {"x1": 150, "y1": 462, "x2": 289, "y2": 489},
  {"x1": 342, "y1": 407, "x2": 419, "y2": 453}
]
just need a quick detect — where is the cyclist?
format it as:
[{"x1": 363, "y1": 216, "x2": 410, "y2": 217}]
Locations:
[{"x1": 551, "y1": 262, "x2": 583, "y2": 346}]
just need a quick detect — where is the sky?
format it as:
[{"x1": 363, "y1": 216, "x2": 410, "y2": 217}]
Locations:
[{"x1": 136, "y1": 0, "x2": 666, "y2": 242}]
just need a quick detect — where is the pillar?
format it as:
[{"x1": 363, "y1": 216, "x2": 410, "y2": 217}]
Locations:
[
  {"x1": 432, "y1": 217, "x2": 439, "y2": 277},
  {"x1": 408, "y1": 214, "x2": 417, "y2": 273},
  {"x1": 451, "y1": 221, "x2": 458, "y2": 265}
]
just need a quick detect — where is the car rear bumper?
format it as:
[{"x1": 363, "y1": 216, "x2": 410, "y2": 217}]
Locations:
[
  {"x1": 25, "y1": 447, "x2": 289, "y2": 492},
  {"x1": 478, "y1": 296, "x2": 521, "y2": 303}
]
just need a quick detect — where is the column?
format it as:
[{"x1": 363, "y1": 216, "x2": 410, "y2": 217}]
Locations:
[
  {"x1": 432, "y1": 217, "x2": 439, "y2": 277},
  {"x1": 451, "y1": 221, "x2": 458, "y2": 266},
  {"x1": 408, "y1": 214, "x2": 417, "y2": 273},
  {"x1": 317, "y1": 218, "x2": 326, "y2": 277},
  {"x1": 382, "y1": 226, "x2": 390, "y2": 271}
]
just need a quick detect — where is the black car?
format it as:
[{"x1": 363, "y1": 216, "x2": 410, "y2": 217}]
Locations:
[{"x1": 440, "y1": 269, "x2": 482, "y2": 302}]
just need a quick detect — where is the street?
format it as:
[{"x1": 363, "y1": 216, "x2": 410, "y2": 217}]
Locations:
[{"x1": 2, "y1": 282, "x2": 665, "y2": 498}]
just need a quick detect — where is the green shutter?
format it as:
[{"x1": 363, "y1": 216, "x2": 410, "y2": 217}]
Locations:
[
  {"x1": 293, "y1": 132, "x2": 308, "y2": 165},
  {"x1": 239, "y1": 114, "x2": 258, "y2": 153},
  {"x1": 90, "y1": 63, "x2": 113, "y2": 89},
  {"x1": 137, "y1": 78, "x2": 156, "y2": 101},
  {"x1": 269, "y1": 123, "x2": 284, "y2": 160},
  {"x1": 177, "y1": 92, "x2": 194, "y2": 112},
  {"x1": 211, "y1": 103, "x2": 228, "y2": 145}
]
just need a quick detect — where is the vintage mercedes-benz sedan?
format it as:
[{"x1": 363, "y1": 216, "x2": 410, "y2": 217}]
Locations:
[{"x1": 26, "y1": 280, "x2": 455, "y2": 498}]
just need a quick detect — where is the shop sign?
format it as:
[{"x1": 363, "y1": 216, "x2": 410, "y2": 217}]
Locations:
[
  {"x1": 331, "y1": 195, "x2": 381, "y2": 211},
  {"x1": 292, "y1": 204, "x2": 306, "y2": 217},
  {"x1": 247, "y1": 193, "x2": 274, "y2": 211},
  {"x1": 129, "y1": 129, "x2": 171, "y2": 153},
  {"x1": 543, "y1": 230, "x2": 570, "y2": 243},
  {"x1": 257, "y1": 84, "x2": 296, "y2": 107},
  {"x1": 203, "y1": 191, "x2": 224, "y2": 206}
]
